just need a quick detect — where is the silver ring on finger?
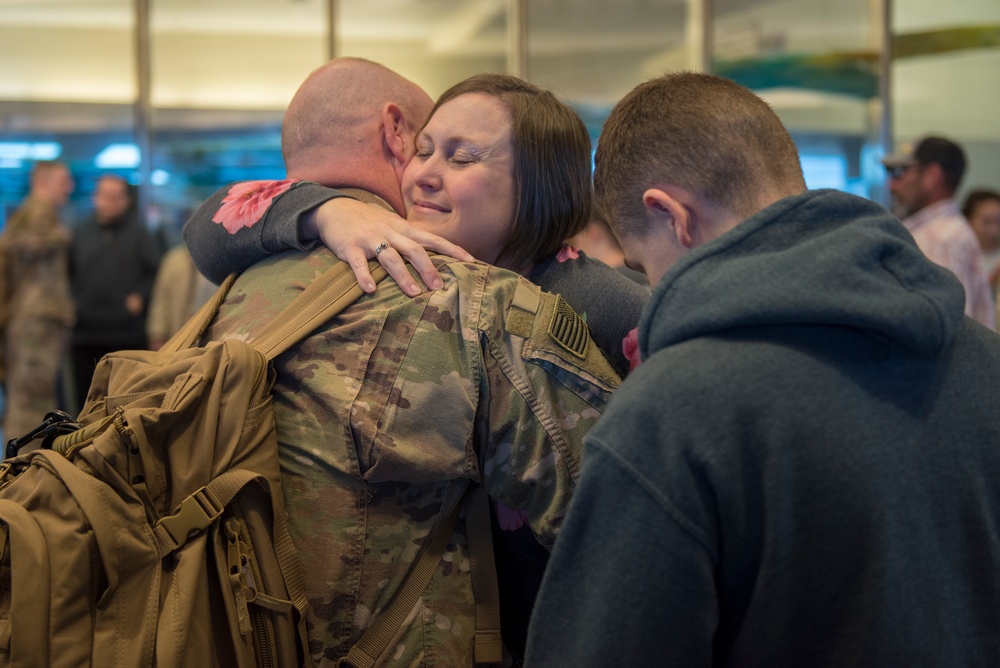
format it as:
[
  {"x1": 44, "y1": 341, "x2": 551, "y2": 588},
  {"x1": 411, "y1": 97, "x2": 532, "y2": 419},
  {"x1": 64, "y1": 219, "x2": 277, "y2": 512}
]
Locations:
[{"x1": 374, "y1": 241, "x2": 391, "y2": 257}]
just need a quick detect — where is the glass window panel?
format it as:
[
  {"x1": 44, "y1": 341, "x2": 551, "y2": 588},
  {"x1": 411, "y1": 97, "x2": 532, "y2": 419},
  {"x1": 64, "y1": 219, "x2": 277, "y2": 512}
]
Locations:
[
  {"x1": 892, "y1": 0, "x2": 1000, "y2": 199},
  {"x1": 337, "y1": 0, "x2": 507, "y2": 100},
  {"x1": 150, "y1": 0, "x2": 325, "y2": 110},
  {"x1": 712, "y1": 0, "x2": 880, "y2": 200},
  {"x1": 148, "y1": 0, "x2": 326, "y2": 244},
  {"x1": 526, "y1": 0, "x2": 687, "y2": 143},
  {"x1": 527, "y1": 0, "x2": 688, "y2": 105},
  {"x1": 148, "y1": 109, "x2": 285, "y2": 246},
  {"x1": 0, "y1": 1, "x2": 134, "y2": 226}
]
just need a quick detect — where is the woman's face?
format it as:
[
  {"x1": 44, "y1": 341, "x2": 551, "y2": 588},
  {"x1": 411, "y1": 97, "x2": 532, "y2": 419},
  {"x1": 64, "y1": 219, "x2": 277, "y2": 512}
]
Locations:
[
  {"x1": 969, "y1": 198, "x2": 1000, "y2": 252},
  {"x1": 402, "y1": 92, "x2": 516, "y2": 265}
]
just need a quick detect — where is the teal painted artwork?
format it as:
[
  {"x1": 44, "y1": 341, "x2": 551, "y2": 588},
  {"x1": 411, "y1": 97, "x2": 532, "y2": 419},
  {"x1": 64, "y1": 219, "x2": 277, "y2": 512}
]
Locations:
[{"x1": 714, "y1": 25, "x2": 1000, "y2": 99}]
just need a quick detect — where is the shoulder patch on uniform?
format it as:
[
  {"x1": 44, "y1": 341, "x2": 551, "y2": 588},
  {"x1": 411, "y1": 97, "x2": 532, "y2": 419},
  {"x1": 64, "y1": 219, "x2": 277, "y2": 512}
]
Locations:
[
  {"x1": 548, "y1": 296, "x2": 588, "y2": 359},
  {"x1": 506, "y1": 280, "x2": 540, "y2": 339},
  {"x1": 512, "y1": 280, "x2": 540, "y2": 314}
]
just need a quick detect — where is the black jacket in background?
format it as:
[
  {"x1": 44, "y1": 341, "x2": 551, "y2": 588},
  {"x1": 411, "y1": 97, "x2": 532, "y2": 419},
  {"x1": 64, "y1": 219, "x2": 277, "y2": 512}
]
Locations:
[{"x1": 69, "y1": 213, "x2": 161, "y2": 348}]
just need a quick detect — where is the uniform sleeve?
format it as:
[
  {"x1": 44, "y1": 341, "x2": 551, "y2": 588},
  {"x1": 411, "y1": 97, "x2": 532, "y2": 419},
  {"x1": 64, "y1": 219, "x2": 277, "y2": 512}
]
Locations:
[
  {"x1": 182, "y1": 180, "x2": 351, "y2": 283},
  {"x1": 523, "y1": 440, "x2": 719, "y2": 667},
  {"x1": 477, "y1": 274, "x2": 621, "y2": 548}
]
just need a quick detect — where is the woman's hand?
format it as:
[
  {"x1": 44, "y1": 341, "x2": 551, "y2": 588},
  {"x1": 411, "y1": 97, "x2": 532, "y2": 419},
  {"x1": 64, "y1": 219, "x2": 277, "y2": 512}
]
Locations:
[{"x1": 302, "y1": 198, "x2": 475, "y2": 295}]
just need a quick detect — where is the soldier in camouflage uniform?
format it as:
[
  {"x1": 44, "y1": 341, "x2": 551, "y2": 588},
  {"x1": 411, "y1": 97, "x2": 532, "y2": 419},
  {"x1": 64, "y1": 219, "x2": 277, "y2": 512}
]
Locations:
[
  {"x1": 0, "y1": 161, "x2": 76, "y2": 440},
  {"x1": 186, "y1": 70, "x2": 651, "y2": 665},
  {"x1": 197, "y1": 59, "x2": 619, "y2": 666}
]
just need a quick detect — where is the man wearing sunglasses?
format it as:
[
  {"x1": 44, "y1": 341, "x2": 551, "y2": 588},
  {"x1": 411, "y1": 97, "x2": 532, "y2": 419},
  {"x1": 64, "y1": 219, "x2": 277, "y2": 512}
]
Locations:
[{"x1": 883, "y1": 136, "x2": 995, "y2": 329}]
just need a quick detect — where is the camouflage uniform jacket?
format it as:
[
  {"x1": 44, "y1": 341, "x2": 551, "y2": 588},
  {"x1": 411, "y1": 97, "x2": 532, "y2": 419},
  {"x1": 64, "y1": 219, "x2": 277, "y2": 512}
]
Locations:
[
  {"x1": 0, "y1": 197, "x2": 76, "y2": 384},
  {"x1": 202, "y1": 200, "x2": 619, "y2": 666},
  {"x1": 0, "y1": 196, "x2": 74, "y2": 327}
]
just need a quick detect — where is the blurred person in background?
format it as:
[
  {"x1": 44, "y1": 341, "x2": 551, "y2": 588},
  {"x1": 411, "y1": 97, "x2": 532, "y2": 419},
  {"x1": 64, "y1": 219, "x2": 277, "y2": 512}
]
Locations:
[
  {"x1": 963, "y1": 188, "x2": 1000, "y2": 290},
  {"x1": 963, "y1": 188, "x2": 1000, "y2": 328},
  {"x1": 68, "y1": 174, "x2": 160, "y2": 411},
  {"x1": 0, "y1": 160, "x2": 76, "y2": 440},
  {"x1": 883, "y1": 136, "x2": 995, "y2": 330}
]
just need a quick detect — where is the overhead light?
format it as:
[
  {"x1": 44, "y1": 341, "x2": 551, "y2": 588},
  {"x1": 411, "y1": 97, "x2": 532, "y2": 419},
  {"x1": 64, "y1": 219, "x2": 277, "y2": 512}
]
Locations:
[
  {"x1": 0, "y1": 141, "x2": 62, "y2": 167},
  {"x1": 95, "y1": 143, "x2": 141, "y2": 169}
]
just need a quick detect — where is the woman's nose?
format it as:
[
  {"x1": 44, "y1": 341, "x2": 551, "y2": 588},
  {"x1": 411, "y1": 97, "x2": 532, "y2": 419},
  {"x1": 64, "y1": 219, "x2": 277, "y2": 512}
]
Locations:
[{"x1": 414, "y1": 156, "x2": 442, "y2": 190}]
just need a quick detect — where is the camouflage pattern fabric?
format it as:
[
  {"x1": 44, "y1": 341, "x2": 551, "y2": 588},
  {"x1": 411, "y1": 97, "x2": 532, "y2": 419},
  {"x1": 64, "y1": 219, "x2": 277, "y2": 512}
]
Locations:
[
  {"x1": 0, "y1": 197, "x2": 74, "y2": 438},
  {"x1": 3, "y1": 317, "x2": 69, "y2": 439},
  {"x1": 203, "y1": 244, "x2": 619, "y2": 666}
]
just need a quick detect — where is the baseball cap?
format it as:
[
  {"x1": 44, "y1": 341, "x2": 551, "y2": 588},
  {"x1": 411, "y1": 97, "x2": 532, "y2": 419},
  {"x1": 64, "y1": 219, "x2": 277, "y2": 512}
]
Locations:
[{"x1": 882, "y1": 136, "x2": 966, "y2": 174}]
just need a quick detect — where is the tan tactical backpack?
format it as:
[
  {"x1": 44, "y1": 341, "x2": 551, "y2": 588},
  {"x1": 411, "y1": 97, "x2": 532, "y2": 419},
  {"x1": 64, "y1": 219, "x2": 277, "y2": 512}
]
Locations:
[{"x1": 0, "y1": 259, "x2": 382, "y2": 667}]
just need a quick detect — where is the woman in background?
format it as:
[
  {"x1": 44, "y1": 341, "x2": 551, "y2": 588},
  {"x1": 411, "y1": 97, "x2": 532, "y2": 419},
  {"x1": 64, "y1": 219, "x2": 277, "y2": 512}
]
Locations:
[{"x1": 963, "y1": 188, "x2": 1000, "y2": 291}]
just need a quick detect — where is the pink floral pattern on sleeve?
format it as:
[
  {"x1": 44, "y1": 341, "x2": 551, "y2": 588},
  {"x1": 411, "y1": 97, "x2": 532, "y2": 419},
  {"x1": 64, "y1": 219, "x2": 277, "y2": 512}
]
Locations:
[
  {"x1": 623, "y1": 327, "x2": 641, "y2": 372},
  {"x1": 556, "y1": 244, "x2": 581, "y2": 262},
  {"x1": 212, "y1": 179, "x2": 299, "y2": 234}
]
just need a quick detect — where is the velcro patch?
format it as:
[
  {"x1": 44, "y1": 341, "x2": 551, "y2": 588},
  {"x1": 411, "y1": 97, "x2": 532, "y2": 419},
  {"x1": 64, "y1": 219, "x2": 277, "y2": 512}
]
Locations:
[
  {"x1": 548, "y1": 296, "x2": 588, "y2": 359},
  {"x1": 506, "y1": 280, "x2": 541, "y2": 339}
]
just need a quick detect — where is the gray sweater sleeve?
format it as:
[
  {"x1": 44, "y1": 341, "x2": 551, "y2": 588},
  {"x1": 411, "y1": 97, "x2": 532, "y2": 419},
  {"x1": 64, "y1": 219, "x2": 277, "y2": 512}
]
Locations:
[{"x1": 182, "y1": 181, "x2": 351, "y2": 284}]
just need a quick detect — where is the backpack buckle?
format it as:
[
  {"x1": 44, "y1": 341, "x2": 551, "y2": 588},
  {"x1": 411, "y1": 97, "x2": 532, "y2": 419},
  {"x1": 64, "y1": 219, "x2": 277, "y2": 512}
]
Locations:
[{"x1": 157, "y1": 486, "x2": 225, "y2": 548}]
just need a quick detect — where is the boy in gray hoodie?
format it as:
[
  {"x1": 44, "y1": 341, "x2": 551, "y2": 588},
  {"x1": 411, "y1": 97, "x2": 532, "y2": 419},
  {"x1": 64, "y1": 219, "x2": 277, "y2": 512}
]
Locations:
[{"x1": 526, "y1": 72, "x2": 1000, "y2": 667}]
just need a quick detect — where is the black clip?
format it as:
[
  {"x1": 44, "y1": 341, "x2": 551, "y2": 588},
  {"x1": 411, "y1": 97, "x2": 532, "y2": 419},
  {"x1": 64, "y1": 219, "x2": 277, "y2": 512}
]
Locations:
[{"x1": 5, "y1": 410, "x2": 82, "y2": 460}]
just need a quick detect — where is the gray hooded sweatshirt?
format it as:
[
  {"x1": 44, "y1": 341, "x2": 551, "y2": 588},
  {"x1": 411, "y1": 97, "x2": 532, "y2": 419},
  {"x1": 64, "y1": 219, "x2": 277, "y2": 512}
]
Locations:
[{"x1": 526, "y1": 189, "x2": 1000, "y2": 667}]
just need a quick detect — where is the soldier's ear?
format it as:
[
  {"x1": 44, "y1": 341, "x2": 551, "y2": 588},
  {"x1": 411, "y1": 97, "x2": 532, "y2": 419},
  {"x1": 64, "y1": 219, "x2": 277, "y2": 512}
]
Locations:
[{"x1": 381, "y1": 103, "x2": 409, "y2": 168}]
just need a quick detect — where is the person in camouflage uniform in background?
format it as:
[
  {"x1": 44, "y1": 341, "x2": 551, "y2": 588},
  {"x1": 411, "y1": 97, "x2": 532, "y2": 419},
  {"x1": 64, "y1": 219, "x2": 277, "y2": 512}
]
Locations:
[
  {"x1": 197, "y1": 59, "x2": 619, "y2": 666},
  {"x1": 0, "y1": 160, "x2": 76, "y2": 440}
]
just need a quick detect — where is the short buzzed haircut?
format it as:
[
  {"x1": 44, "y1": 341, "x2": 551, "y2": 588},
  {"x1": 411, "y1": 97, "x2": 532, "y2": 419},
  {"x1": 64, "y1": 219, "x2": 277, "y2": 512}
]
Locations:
[
  {"x1": 281, "y1": 57, "x2": 430, "y2": 172},
  {"x1": 594, "y1": 72, "x2": 806, "y2": 237},
  {"x1": 30, "y1": 160, "x2": 68, "y2": 183}
]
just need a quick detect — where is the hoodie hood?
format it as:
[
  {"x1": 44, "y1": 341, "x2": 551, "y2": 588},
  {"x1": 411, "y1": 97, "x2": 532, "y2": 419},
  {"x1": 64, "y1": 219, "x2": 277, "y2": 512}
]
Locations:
[{"x1": 639, "y1": 189, "x2": 966, "y2": 360}]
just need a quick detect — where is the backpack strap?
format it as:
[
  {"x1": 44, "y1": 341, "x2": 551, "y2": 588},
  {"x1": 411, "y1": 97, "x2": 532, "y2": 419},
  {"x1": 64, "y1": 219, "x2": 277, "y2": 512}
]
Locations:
[
  {"x1": 164, "y1": 259, "x2": 389, "y2": 361},
  {"x1": 151, "y1": 467, "x2": 312, "y2": 659},
  {"x1": 466, "y1": 483, "x2": 503, "y2": 664},
  {"x1": 338, "y1": 480, "x2": 471, "y2": 668},
  {"x1": 151, "y1": 468, "x2": 268, "y2": 555},
  {"x1": 250, "y1": 259, "x2": 388, "y2": 361},
  {"x1": 0, "y1": 500, "x2": 51, "y2": 665},
  {"x1": 161, "y1": 272, "x2": 240, "y2": 353}
]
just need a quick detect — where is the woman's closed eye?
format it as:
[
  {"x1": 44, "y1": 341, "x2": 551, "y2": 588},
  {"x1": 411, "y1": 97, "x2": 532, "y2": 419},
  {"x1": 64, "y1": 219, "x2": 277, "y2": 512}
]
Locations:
[
  {"x1": 416, "y1": 133, "x2": 483, "y2": 164},
  {"x1": 449, "y1": 150, "x2": 478, "y2": 166}
]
